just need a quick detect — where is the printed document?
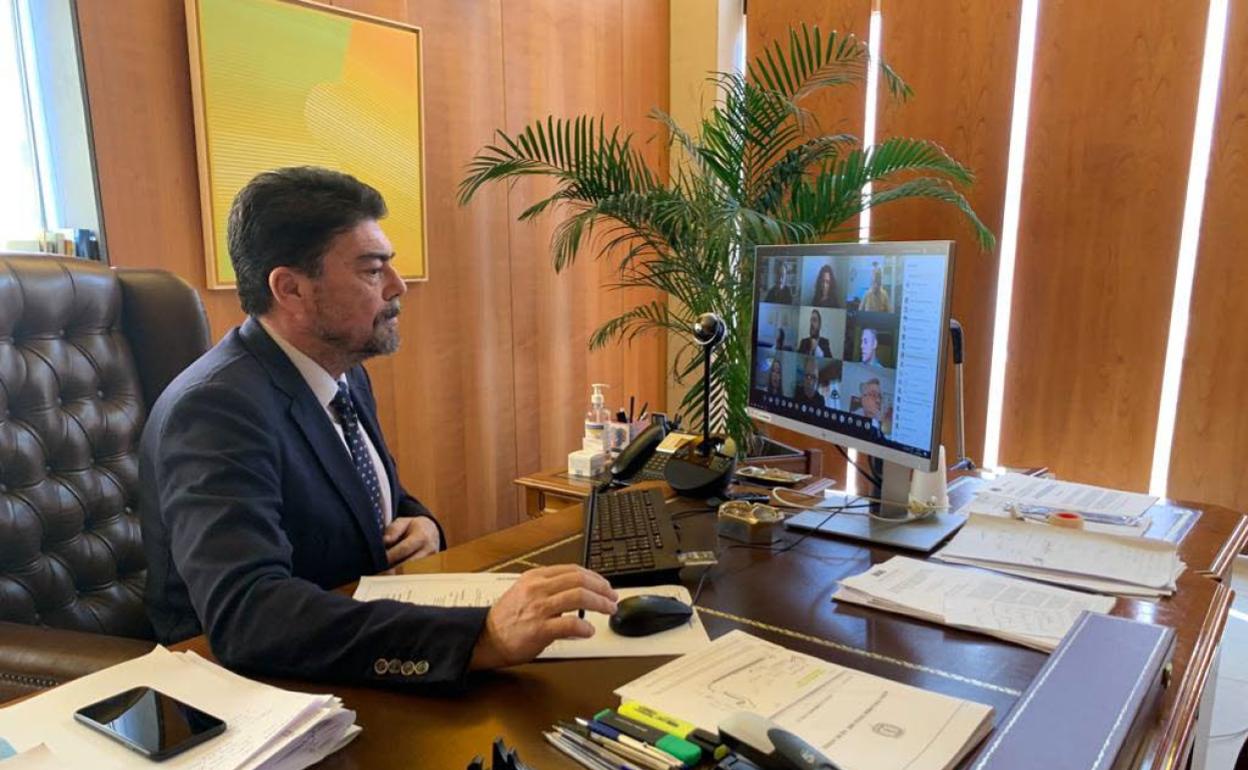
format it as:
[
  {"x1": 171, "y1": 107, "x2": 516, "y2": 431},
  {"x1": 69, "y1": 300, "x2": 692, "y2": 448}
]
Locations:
[
  {"x1": 1, "y1": 745, "x2": 67, "y2": 770},
  {"x1": 354, "y1": 575, "x2": 710, "y2": 658},
  {"x1": 972, "y1": 473, "x2": 1156, "y2": 520},
  {"x1": 933, "y1": 514, "x2": 1184, "y2": 596},
  {"x1": 833, "y1": 556, "x2": 1115, "y2": 651},
  {"x1": 616, "y1": 630, "x2": 994, "y2": 770},
  {"x1": 353, "y1": 572, "x2": 518, "y2": 606},
  {"x1": 0, "y1": 647, "x2": 356, "y2": 770}
]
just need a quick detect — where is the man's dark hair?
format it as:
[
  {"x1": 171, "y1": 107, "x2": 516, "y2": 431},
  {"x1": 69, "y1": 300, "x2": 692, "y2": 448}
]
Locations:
[{"x1": 227, "y1": 166, "x2": 387, "y2": 316}]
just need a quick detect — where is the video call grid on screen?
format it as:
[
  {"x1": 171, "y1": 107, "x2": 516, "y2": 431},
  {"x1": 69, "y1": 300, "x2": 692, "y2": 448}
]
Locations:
[{"x1": 749, "y1": 242, "x2": 954, "y2": 468}]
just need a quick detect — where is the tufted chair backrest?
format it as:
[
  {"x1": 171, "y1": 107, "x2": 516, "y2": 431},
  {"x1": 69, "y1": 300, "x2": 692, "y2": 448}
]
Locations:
[{"x1": 0, "y1": 255, "x2": 210, "y2": 639}]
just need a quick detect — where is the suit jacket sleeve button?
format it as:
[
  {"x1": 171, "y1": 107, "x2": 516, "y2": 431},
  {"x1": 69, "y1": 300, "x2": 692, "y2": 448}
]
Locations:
[
  {"x1": 387, "y1": 658, "x2": 402, "y2": 674},
  {"x1": 400, "y1": 661, "x2": 416, "y2": 676},
  {"x1": 373, "y1": 658, "x2": 389, "y2": 675},
  {"x1": 414, "y1": 660, "x2": 430, "y2": 676}
]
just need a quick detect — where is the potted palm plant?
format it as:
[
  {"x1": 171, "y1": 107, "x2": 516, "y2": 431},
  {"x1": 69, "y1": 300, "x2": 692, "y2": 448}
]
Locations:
[{"x1": 459, "y1": 24, "x2": 994, "y2": 456}]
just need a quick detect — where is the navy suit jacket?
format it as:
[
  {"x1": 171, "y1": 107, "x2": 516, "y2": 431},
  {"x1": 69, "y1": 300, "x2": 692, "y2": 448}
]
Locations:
[{"x1": 139, "y1": 317, "x2": 488, "y2": 687}]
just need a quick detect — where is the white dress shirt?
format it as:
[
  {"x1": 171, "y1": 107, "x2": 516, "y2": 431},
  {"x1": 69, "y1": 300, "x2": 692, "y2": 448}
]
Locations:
[{"x1": 260, "y1": 318, "x2": 393, "y2": 524}]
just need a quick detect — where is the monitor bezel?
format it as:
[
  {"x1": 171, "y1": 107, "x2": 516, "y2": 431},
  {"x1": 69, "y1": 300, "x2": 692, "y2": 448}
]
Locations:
[{"x1": 748, "y1": 240, "x2": 955, "y2": 473}]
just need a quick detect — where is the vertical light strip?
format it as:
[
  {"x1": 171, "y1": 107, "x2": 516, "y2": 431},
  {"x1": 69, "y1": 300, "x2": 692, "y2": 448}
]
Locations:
[
  {"x1": 857, "y1": 4, "x2": 883, "y2": 243},
  {"x1": 848, "y1": 4, "x2": 884, "y2": 494},
  {"x1": 981, "y1": 0, "x2": 1041, "y2": 470},
  {"x1": 1148, "y1": 0, "x2": 1230, "y2": 497}
]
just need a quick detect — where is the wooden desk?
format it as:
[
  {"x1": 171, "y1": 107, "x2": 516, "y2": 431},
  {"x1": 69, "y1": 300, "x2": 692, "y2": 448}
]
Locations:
[{"x1": 169, "y1": 483, "x2": 1245, "y2": 770}]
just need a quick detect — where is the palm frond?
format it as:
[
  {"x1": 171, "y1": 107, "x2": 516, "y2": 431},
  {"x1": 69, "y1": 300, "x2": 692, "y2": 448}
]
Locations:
[
  {"x1": 458, "y1": 115, "x2": 657, "y2": 206},
  {"x1": 590, "y1": 300, "x2": 688, "y2": 349},
  {"x1": 868, "y1": 178, "x2": 997, "y2": 250},
  {"x1": 459, "y1": 23, "x2": 995, "y2": 455}
]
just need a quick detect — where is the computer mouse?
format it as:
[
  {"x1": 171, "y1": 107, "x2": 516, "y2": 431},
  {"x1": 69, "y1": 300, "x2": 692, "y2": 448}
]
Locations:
[{"x1": 609, "y1": 594, "x2": 694, "y2": 637}]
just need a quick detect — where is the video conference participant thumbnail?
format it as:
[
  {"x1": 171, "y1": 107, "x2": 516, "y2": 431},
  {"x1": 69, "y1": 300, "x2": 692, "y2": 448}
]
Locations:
[
  {"x1": 844, "y1": 256, "x2": 903, "y2": 313},
  {"x1": 792, "y1": 356, "x2": 842, "y2": 410},
  {"x1": 800, "y1": 258, "x2": 843, "y2": 309},
  {"x1": 754, "y1": 350, "x2": 797, "y2": 397},
  {"x1": 756, "y1": 303, "x2": 798, "y2": 352},
  {"x1": 842, "y1": 361, "x2": 896, "y2": 436},
  {"x1": 796, "y1": 306, "x2": 846, "y2": 358},
  {"x1": 844, "y1": 312, "x2": 899, "y2": 369},
  {"x1": 761, "y1": 257, "x2": 798, "y2": 304}
]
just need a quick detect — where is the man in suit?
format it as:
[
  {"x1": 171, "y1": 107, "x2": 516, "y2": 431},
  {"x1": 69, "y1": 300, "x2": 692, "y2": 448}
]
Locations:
[
  {"x1": 140, "y1": 167, "x2": 617, "y2": 688},
  {"x1": 796, "y1": 309, "x2": 833, "y2": 357}
]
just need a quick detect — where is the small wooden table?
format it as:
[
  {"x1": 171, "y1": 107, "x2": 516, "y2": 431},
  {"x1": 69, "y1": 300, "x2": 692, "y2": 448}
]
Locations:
[{"x1": 514, "y1": 446, "x2": 823, "y2": 518}]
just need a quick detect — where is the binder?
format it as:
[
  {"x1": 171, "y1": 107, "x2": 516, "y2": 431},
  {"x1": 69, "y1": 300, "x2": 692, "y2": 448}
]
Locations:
[{"x1": 970, "y1": 612, "x2": 1174, "y2": 770}]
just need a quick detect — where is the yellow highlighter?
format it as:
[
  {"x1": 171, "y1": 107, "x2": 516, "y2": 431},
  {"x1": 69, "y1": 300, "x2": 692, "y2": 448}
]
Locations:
[{"x1": 619, "y1": 701, "x2": 729, "y2": 760}]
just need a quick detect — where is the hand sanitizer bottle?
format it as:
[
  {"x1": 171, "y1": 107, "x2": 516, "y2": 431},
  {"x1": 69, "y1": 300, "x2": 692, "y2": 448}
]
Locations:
[{"x1": 584, "y1": 383, "x2": 610, "y2": 450}]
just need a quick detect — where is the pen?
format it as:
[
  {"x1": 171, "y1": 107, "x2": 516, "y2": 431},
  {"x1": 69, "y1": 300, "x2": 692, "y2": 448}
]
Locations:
[
  {"x1": 638, "y1": 402, "x2": 648, "y2": 421},
  {"x1": 589, "y1": 733, "x2": 671, "y2": 770},
  {"x1": 544, "y1": 732, "x2": 619, "y2": 770},
  {"x1": 563, "y1": 721, "x2": 669, "y2": 770},
  {"x1": 629, "y1": 396, "x2": 635, "y2": 423},
  {"x1": 1008, "y1": 503, "x2": 1140, "y2": 527},
  {"x1": 594, "y1": 709, "x2": 702, "y2": 765},
  {"x1": 575, "y1": 719, "x2": 680, "y2": 770},
  {"x1": 554, "y1": 726, "x2": 644, "y2": 770}
]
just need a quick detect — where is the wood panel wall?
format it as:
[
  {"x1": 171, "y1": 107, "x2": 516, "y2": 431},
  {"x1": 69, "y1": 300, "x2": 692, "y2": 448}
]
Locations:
[
  {"x1": 75, "y1": 0, "x2": 669, "y2": 543},
  {"x1": 745, "y1": 0, "x2": 872, "y2": 480},
  {"x1": 1169, "y1": 0, "x2": 1248, "y2": 510},
  {"x1": 501, "y1": 0, "x2": 669, "y2": 476},
  {"x1": 745, "y1": 0, "x2": 872, "y2": 148},
  {"x1": 998, "y1": 0, "x2": 1205, "y2": 489},
  {"x1": 871, "y1": 0, "x2": 1019, "y2": 465},
  {"x1": 747, "y1": 0, "x2": 1248, "y2": 509}
]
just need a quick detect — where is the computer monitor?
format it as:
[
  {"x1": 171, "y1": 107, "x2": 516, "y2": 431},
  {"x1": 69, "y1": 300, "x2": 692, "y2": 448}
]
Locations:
[{"x1": 747, "y1": 241, "x2": 954, "y2": 524}]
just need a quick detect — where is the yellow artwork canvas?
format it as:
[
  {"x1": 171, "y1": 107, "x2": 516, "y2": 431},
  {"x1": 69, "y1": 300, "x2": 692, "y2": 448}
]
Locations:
[{"x1": 185, "y1": 0, "x2": 427, "y2": 286}]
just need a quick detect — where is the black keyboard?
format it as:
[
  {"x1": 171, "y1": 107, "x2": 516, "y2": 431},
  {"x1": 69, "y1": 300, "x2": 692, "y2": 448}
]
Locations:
[{"x1": 584, "y1": 488, "x2": 683, "y2": 586}]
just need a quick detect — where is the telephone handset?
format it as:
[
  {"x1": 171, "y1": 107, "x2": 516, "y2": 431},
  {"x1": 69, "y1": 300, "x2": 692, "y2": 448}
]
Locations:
[{"x1": 610, "y1": 422, "x2": 667, "y2": 480}]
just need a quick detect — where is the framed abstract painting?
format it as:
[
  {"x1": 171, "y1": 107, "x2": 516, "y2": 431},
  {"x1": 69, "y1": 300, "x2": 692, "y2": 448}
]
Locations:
[{"x1": 185, "y1": 0, "x2": 428, "y2": 286}]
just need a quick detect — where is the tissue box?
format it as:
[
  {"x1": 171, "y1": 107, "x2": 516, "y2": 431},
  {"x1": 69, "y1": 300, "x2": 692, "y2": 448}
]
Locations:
[{"x1": 568, "y1": 448, "x2": 607, "y2": 478}]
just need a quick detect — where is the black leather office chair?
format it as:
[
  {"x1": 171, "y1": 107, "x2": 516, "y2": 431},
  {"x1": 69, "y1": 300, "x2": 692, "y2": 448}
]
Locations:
[{"x1": 0, "y1": 253, "x2": 211, "y2": 701}]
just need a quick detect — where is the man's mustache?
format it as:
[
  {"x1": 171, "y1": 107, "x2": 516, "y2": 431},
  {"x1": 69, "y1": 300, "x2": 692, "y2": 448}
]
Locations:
[{"x1": 376, "y1": 303, "x2": 402, "y2": 323}]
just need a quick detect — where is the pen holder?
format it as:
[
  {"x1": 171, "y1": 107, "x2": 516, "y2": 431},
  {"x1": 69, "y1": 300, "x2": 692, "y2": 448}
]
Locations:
[
  {"x1": 608, "y1": 420, "x2": 652, "y2": 455},
  {"x1": 605, "y1": 421, "x2": 631, "y2": 454}
]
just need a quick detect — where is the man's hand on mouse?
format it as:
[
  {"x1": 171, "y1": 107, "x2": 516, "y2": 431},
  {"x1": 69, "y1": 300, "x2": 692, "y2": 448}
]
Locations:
[{"x1": 469, "y1": 564, "x2": 618, "y2": 670}]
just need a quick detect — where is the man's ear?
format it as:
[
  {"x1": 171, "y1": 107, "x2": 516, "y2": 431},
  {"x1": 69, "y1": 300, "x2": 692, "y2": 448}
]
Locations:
[{"x1": 268, "y1": 266, "x2": 310, "y2": 315}]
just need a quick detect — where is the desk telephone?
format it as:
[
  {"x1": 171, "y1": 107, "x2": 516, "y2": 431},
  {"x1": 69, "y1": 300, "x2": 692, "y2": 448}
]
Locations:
[{"x1": 609, "y1": 420, "x2": 703, "y2": 483}]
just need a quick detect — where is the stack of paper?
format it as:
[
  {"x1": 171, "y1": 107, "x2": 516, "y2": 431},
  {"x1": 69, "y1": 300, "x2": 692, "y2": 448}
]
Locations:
[
  {"x1": 354, "y1": 574, "x2": 711, "y2": 658},
  {"x1": 833, "y1": 556, "x2": 1117, "y2": 651},
  {"x1": 958, "y1": 473, "x2": 1156, "y2": 537},
  {"x1": 0, "y1": 647, "x2": 357, "y2": 770},
  {"x1": 616, "y1": 630, "x2": 994, "y2": 770},
  {"x1": 934, "y1": 514, "x2": 1185, "y2": 597}
]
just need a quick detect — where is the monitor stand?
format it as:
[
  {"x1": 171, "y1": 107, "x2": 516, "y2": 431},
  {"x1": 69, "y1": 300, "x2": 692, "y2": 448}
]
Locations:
[{"x1": 783, "y1": 459, "x2": 967, "y2": 553}]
